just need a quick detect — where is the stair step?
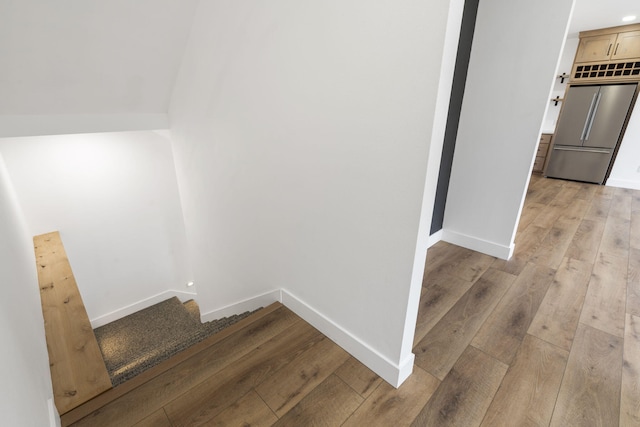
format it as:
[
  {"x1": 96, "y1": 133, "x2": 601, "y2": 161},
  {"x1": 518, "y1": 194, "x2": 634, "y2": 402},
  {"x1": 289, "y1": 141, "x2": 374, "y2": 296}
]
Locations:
[
  {"x1": 94, "y1": 297, "x2": 260, "y2": 387},
  {"x1": 94, "y1": 297, "x2": 200, "y2": 386},
  {"x1": 183, "y1": 299, "x2": 201, "y2": 322}
]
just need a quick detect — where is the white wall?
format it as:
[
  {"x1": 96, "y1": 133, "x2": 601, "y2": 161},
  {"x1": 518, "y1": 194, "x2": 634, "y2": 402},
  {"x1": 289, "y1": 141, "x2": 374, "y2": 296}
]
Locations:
[
  {"x1": 170, "y1": 0, "x2": 459, "y2": 386},
  {"x1": 442, "y1": 0, "x2": 575, "y2": 259},
  {"x1": 0, "y1": 131, "x2": 192, "y2": 323},
  {"x1": 609, "y1": 103, "x2": 640, "y2": 189},
  {"x1": 0, "y1": 153, "x2": 55, "y2": 426},
  {"x1": 406, "y1": 0, "x2": 465, "y2": 359},
  {"x1": 542, "y1": 36, "x2": 579, "y2": 133}
]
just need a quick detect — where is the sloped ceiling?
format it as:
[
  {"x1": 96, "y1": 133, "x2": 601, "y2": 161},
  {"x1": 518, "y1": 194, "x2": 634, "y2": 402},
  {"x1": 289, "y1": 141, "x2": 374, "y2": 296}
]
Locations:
[
  {"x1": 0, "y1": 0, "x2": 198, "y2": 116},
  {"x1": 0, "y1": 0, "x2": 636, "y2": 121}
]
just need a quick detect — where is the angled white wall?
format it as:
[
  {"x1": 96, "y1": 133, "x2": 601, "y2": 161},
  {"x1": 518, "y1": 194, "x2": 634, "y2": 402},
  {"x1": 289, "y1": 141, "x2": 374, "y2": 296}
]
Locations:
[
  {"x1": 443, "y1": 0, "x2": 575, "y2": 258},
  {"x1": 170, "y1": 0, "x2": 460, "y2": 386},
  {"x1": 609, "y1": 103, "x2": 640, "y2": 190},
  {"x1": 542, "y1": 36, "x2": 579, "y2": 133},
  {"x1": 0, "y1": 153, "x2": 54, "y2": 426},
  {"x1": 0, "y1": 131, "x2": 192, "y2": 324}
]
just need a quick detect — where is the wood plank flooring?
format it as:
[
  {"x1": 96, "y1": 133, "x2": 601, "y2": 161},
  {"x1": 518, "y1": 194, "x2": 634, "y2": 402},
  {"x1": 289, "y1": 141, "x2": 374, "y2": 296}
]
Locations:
[{"x1": 70, "y1": 175, "x2": 640, "y2": 426}]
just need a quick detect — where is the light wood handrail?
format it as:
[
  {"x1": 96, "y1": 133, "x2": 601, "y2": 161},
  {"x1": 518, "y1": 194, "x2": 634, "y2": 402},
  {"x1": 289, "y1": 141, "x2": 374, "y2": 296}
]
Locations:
[{"x1": 34, "y1": 231, "x2": 112, "y2": 415}]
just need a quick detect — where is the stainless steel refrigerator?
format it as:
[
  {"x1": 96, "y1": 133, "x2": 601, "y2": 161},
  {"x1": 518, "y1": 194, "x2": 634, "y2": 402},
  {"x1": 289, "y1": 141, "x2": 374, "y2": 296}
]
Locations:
[{"x1": 545, "y1": 83, "x2": 638, "y2": 184}]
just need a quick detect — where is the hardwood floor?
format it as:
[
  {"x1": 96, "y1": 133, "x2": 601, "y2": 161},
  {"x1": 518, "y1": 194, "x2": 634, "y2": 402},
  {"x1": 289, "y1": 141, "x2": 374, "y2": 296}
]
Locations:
[{"x1": 71, "y1": 175, "x2": 640, "y2": 426}]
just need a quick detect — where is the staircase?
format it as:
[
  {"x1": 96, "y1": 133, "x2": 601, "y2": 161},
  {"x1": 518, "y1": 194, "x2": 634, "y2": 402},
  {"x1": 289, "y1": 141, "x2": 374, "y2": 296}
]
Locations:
[
  {"x1": 94, "y1": 297, "x2": 257, "y2": 387},
  {"x1": 68, "y1": 301, "x2": 288, "y2": 427},
  {"x1": 33, "y1": 231, "x2": 265, "y2": 427}
]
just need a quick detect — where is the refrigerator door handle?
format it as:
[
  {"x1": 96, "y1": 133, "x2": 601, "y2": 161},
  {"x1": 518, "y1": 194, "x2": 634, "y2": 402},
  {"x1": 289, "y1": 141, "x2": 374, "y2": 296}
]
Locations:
[
  {"x1": 553, "y1": 146, "x2": 610, "y2": 154},
  {"x1": 580, "y1": 93, "x2": 599, "y2": 142},
  {"x1": 583, "y1": 92, "x2": 602, "y2": 142}
]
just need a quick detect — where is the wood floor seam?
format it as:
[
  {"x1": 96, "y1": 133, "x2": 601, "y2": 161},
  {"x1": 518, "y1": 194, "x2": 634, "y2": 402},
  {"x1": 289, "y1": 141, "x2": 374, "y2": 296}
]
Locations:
[
  {"x1": 254, "y1": 388, "x2": 279, "y2": 421},
  {"x1": 545, "y1": 349, "x2": 572, "y2": 426},
  {"x1": 161, "y1": 310, "x2": 304, "y2": 423}
]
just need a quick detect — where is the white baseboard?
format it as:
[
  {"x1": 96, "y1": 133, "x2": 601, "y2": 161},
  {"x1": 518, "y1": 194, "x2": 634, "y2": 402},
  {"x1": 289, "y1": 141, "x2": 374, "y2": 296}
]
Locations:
[
  {"x1": 91, "y1": 286, "x2": 413, "y2": 388},
  {"x1": 606, "y1": 178, "x2": 640, "y2": 191},
  {"x1": 281, "y1": 289, "x2": 414, "y2": 388},
  {"x1": 90, "y1": 290, "x2": 198, "y2": 328},
  {"x1": 442, "y1": 229, "x2": 514, "y2": 260},
  {"x1": 427, "y1": 230, "x2": 443, "y2": 248},
  {"x1": 48, "y1": 398, "x2": 60, "y2": 427},
  {"x1": 200, "y1": 289, "x2": 283, "y2": 323}
]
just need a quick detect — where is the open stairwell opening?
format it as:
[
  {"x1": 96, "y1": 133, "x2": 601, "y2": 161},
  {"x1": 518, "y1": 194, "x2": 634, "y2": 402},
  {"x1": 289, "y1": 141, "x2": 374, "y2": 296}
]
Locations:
[
  {"x1": 33, "y1": 230, "x2": 263, "y2": 426},
  {"x1": 94, "y1": 296, "x2": 257, "y2": 387}
]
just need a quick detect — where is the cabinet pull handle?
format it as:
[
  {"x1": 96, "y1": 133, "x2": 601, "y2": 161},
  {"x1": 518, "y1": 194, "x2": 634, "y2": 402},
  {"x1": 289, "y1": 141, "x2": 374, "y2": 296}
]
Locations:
[
  {"x1": 607, "y1": 44, "x2": 612, "y2": 56},
  {"x1": 614, "y1": 43, "x2": 619, "y2": 56}
]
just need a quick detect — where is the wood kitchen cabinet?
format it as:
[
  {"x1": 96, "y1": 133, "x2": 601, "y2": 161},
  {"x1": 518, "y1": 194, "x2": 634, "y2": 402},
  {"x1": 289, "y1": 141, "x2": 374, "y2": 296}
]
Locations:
[
  {"x1": 533, "y1": 134, "x2": 551, "y2": 173},
  {"x1": 575, "y1": 33, "x2": 619, "y2": 63},
  {"x1": 571, "y1": 23, "x2": 640, "y2": 83},
  {"x1": 575, "y1": 24, "x2": 640, "y2": 63},
  {"x1": 611, "y1": 30, "x2": 640, "y2": 60}
]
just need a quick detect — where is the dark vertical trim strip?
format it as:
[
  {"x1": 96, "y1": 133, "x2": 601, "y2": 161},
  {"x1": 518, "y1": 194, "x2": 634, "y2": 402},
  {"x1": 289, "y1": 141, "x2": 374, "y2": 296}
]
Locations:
[{"x1": 430, "y1": 0, "x2": 480, "y2": 234}]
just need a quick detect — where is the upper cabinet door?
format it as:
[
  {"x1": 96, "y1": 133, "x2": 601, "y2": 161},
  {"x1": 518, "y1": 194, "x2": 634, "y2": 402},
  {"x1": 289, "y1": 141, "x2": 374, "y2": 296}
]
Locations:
[
  {"x1": 611, "y1": 31, "x2": 640, "y2": 60},
  {"x1": 575, "y1": 34, "x2": 619, "y2": 63}
]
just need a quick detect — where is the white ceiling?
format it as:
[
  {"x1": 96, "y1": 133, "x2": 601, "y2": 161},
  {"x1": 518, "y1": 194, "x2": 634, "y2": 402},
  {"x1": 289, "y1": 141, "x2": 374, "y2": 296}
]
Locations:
[
  {"x1": 569, "y1": 0, "x2": 640, "y2": 36},
  {"x1": 0, "y1": 0, "x2": 198, "y2": 116},
  {"x1": 0, "y1": 1, "x2": 637, "y2": 121}
]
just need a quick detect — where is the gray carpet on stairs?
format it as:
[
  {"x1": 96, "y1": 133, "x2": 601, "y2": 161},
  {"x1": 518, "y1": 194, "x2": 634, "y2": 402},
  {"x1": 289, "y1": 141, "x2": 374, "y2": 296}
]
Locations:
[{"x1": 94, "y1": 297, "x2": 257, "y2": 387}]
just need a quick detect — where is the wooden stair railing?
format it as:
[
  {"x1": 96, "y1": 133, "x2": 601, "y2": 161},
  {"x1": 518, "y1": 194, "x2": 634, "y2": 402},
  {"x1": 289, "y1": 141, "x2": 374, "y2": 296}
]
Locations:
[{"x1": 34, "y1": 231, "x2": 112, "y2": 416}]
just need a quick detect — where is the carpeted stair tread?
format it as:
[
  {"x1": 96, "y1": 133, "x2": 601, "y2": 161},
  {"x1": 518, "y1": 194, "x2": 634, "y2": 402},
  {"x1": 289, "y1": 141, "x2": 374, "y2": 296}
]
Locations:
[
  {"x1": 94, "y1": 297, "x2": 258, "y2": 387},
  {"x1": 183, "y1": 299, "x2": 201, "y2": 322}
]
